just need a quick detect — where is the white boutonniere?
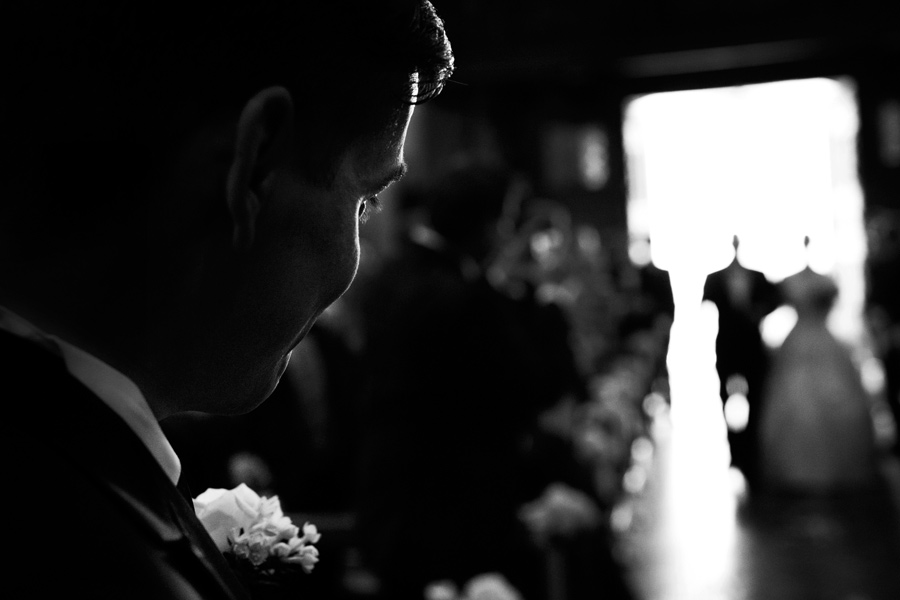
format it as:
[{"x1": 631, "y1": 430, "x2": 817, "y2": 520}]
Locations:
[{"x1": 193, "y1": 483, "x2": 320, "y2": 576}]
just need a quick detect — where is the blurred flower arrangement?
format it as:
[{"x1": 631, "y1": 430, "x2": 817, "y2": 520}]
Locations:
[
  {"x1": 518, "y1": 482, "x2": 603, "y2": 543},
  {"x1": 489, "y1": 193, "x2": 673, "y2": 560},
  {"x1": 425, "y1": 573, "x2": 524, "y2": 600},
  {"x1": 193, "y1": 483, "x2": 320, "y2": 579}
]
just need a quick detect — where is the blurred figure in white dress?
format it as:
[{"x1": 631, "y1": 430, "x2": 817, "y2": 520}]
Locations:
[{"x1": 758, "y1": 249, "x2": 879, "y2": 494}]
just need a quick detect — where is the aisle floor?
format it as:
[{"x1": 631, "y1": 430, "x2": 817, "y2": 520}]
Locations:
[{"x1": 614, "y1": 415, "x2": 900, "y2": 600}]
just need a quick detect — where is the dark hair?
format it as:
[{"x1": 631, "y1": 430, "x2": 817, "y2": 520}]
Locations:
[{"x1": 3, "y1": 1, "x2": 454, "y2": 196}]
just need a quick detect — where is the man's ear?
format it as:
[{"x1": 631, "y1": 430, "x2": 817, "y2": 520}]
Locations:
[{"x1": 225, "y1": 86, "x2": 294, "y2": 250}]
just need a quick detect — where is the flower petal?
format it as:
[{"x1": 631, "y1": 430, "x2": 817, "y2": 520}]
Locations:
[
  {"x1": 193, "y1": 488, "x2": 228, "y2": 515},
  {"x1": 301, "y1": 522, "x2": 321, "y2": 544},
  {"x1": 231, "y1": 483, "x2": 262, "y2": 517}
]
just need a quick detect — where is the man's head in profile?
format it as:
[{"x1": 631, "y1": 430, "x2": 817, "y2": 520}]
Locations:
[{"x1": 0, "y1": 1, "x2": 454, "y2": 417}]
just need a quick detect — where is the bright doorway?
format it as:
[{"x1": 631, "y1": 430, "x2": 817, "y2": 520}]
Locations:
[
  {"x1": 623, "y1": 76, "x2": 868, "y2": 451},
  {"x1": 619, "y1": 78, "x2": 871, "y2": 598}
]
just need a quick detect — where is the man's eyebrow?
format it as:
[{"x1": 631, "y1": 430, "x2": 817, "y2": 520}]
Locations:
[{"x1": 367, "y1": 162, "x2": 408, "y2": 195}]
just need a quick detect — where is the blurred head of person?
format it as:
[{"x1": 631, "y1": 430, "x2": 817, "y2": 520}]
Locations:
[
  {"x1": 423, "y1": 156, "x2": 525, "y2": 265},
  {"x1": 0, "y1": 1, "x2": 454, "y2": 417}
]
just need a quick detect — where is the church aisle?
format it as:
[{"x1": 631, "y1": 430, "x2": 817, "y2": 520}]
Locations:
[{"x1": 613, "y1": 408, "x2": 900, "y2": 600}]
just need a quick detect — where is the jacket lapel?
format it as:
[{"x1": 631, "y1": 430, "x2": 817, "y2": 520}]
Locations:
[{"x1": 1, "y1": 330, "x2": 250, "y2": 600}]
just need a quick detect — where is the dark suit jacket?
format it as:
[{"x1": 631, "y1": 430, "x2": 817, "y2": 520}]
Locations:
[
  {"x1": 702, "y1": 258, "x2": 781, "y2": 400},
  {"x1": 702, "y1": 259, "x2": 781, "y2": 484},
  {"x1": 2, "y1": 330, "x2": 250, "y2": 600}
]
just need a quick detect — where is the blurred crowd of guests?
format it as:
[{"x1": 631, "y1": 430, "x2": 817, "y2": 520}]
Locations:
[
  {"x1": 163, "y1": 158, "x2": 900, "y2": 600},
  {"x1": 162, "y1": 157, "x2": 675, "y2": 600},
  {"x1": 161, "y1": 155, "x2": 899, "y2": 600}
]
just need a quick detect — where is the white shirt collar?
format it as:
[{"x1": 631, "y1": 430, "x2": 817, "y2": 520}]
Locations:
[{"x1": 0, "y1": 307, "x2": 181, "y2": 485}]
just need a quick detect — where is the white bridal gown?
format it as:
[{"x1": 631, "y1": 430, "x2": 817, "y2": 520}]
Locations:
[{"x1": 758, "y1": 267, "x2": 879, "y2": 493}]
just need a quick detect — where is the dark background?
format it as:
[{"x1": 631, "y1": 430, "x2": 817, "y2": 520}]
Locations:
[{"x1": 395, "y1": 0, "x2": 899, "y2": 313}]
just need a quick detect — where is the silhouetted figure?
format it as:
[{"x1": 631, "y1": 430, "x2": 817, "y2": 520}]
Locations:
[
  {"x1": 758, "y1": 263, "x2": 879, "y2": 493},
  {"x1": 625, "y1": 240, "x2": 675, "y2": 336},
  {"x1": 354, "y1": 159, "x2": 625, "y2": 600},
  {"x1": 866, "y1": 208, "x2": 900, "y2": 458},
  {"x1": 0, "y1": 3, "x2": 454, "y2": 599},
  {"x1": 703, "y1": 235, "x2": 781, "y2": 489}
]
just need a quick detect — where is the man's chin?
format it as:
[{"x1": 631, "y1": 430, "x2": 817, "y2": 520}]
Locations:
[
  {"x1": 228, "y1": 350, "x2": 295, "y2": 415},
  {"x1": 276, "y1": 349, "x2": 293, "y2": 382},
  {"x1": 224, "y1": 324, "x2": 314, "y2": 415},
  {"x1": 266, "y1": 346, "x2": 298, "y2": 397}
]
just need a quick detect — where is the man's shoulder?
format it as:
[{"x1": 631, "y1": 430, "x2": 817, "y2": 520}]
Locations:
[
  {"x1": 1, "y1": 331, "x2": 248, "y2": 599},
  {"x1": 7, "y1": 415, "x2": 248, "y2": 599},
  {"x1": 12, "y1": 456, "x2": 223, "y2": 598}
]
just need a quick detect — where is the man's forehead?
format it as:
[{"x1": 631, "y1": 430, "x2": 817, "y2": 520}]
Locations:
[{"x1": 354, "y1": 105, "x2": 414, "y2": 191}]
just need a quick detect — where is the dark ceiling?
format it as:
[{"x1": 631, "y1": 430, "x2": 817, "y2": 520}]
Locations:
[{"x1": 432, "y1": 0, "x2": 899, "y2": 86}]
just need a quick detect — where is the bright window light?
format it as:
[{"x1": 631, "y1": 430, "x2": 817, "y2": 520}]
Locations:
[
  {"x1": 625, "y1": 77, "x2": 864, "y2": 286},
  {"x1": 622, "y1": 75, "x2": 867, "y2": 465},
  {"x1": 621, "y1": 78, "x2": 869, "y2": 598}
]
